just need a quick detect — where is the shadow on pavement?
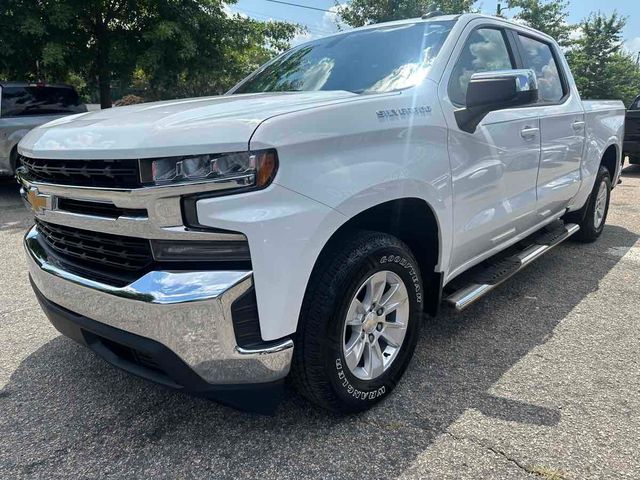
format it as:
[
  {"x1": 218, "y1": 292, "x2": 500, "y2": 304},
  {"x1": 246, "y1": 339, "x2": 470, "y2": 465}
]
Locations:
[
  {"x1": 1, "y1": 224, "x2": 638, "y2": 478},
  {"x1": 0, "y1": 175, "x2": 20, "y2": 193}
]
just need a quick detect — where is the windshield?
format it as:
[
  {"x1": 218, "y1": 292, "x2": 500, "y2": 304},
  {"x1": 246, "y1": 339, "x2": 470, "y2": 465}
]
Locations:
[{"x1": 233, "y1": 21, "x2": 455, "y2": 95}]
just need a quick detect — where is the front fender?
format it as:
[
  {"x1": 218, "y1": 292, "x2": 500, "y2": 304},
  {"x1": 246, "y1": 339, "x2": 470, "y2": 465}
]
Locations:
[
  {"x1": 250, "y1": 82, "x2": 453, "y2": 274},
  {"x1": 195, "y1": 184, "x2": 348, "y2": 341},
  {"x1": 0, "y1": 128, "x2": 29, "y2": 170}
]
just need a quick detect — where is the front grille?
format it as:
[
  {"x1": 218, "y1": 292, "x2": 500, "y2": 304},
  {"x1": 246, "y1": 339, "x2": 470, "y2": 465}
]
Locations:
[
  {"x1": 21, "y1": 156, "x2": 141, "y2": 188},
  {"x1": 57, "y1": 198, "x2": 147, "y2": 219},
  {"x1": 36, "y1": 220, "x2": 153, "y2": 273}
]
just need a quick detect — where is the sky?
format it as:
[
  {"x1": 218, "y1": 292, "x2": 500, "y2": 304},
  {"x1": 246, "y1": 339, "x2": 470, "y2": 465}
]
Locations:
[{"x1": 230, "y1": 0, "x2": 640, "y2": 54}]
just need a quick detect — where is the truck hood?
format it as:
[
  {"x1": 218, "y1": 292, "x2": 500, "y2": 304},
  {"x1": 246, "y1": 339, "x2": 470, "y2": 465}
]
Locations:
[{"x1": 18, "y1": 91, "x2": 357, "y2": 159}]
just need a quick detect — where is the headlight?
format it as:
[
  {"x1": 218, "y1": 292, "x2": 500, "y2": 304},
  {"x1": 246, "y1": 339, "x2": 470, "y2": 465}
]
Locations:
[{"x1": 139, "y1": 149, "x2": 278, "y2": 189}]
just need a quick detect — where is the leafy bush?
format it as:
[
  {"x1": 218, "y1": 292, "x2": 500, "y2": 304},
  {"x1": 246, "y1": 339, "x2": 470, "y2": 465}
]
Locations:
[{"x1": 114, "y1": 95, "x2": 145, "y2": 107}]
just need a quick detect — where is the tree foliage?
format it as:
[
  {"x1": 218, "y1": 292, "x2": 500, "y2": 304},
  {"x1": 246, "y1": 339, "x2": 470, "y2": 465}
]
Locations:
[
  {"x1": 1, "y1": 0, "x2": 639, "y2": 108},
  {"x1": 507, "y1": 0, "x2": 571, "y2": 46},
  {"x1": 0, "y1": 0, "x2": 300, "y2": 107},
  {"x1": 566, "y1": 12, "x2": 640, "y2": 106},
  {"x1": 338, "y1": 0, "x2": 477, "y2": 28}
]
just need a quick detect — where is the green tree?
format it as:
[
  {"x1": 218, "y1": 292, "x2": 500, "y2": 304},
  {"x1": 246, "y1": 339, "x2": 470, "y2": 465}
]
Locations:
[
  {"x1": 136, "y1": 5, "x2": 299, "y2": 100},
  {"x1": 566, "y1": 12, "x2": 640, "y2": 105},
  {"x1": 506, "y1": 0, "x2": 571, "y2": 46},
  {"x1": 1, "y1": 0, "x2": 157, "y2": 108},
  {"x1": 0, "y1": 0, "x2": 300, "y2": 107},
  {"x1": 605, "y1": 54, "x2": 640, "y2": 108},
  {"x1": 338, "y1": 0, "x2": 477, "y2": 28}
]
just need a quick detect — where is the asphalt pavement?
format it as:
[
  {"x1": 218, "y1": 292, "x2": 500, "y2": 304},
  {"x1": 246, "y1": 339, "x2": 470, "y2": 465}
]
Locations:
[{"x1": 1, "y1": 166, "x2": 639, "y2": 479}]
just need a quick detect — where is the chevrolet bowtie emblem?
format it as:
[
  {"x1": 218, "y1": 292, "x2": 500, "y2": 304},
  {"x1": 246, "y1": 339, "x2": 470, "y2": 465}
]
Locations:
[{"x1": 25, "y1": 188, "x2": 53, "y2": 214}]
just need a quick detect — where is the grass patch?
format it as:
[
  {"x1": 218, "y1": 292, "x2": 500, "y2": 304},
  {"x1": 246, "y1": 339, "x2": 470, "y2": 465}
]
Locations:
[{"x1": 530, "y1": 466, "x2": 570, "y2": 480}]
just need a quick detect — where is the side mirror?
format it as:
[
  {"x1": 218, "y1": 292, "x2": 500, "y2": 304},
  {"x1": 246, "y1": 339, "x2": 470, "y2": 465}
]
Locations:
[{"x1": 454, "y1": 69, "x2": 538, "y2": 134}]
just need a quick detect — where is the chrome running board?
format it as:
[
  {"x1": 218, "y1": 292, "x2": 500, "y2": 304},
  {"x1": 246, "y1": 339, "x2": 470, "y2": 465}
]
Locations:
[{"x1": 445, "y1": 223, "x2": 580, "y2": 311}]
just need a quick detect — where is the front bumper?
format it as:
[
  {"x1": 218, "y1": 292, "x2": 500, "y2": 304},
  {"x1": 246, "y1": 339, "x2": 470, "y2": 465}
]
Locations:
[{"x1": 25, "y1": 226, "x2": 294, "y2": 387}]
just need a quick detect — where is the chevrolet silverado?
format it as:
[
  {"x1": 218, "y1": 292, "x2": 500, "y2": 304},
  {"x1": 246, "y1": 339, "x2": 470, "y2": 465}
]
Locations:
[{"x1": 17, "y1": 13, "x2": 625, "y2": 413}]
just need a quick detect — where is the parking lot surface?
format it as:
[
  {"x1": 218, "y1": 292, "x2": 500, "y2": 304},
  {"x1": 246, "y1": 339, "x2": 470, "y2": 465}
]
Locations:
[{"x1": 1, "y1": 167, "x2": 639, "y2": 479}]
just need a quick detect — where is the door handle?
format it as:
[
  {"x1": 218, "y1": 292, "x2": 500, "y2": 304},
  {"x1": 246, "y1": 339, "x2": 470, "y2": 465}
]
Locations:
[
  {"x1": 572, "y1": 121, "x2": 586, "y2": 131},
  {"x1": 520, "y1": 126, "x2": 539, "y2": 139}
]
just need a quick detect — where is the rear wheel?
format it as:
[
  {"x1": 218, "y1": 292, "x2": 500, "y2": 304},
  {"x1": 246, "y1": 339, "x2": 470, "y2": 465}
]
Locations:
[
  {"x1": 291, "y1": 231, "x2": 423, "y2": 413},
  {"x1": 570, "y1": 166, "x2": 612, "y2": 243}
]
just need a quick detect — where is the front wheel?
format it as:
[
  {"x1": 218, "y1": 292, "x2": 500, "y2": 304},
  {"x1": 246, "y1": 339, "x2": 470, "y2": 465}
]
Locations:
[
  {"x1": 571, "y1": 166, "x2": 612, "y2": 243},
  {"x1": 290, "y1": 231, "x2": 423, "y2": 413}
]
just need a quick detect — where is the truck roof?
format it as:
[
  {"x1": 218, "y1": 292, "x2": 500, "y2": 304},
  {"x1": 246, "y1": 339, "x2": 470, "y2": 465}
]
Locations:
[
  {"x1": 300, "y1": 12, "x2": 553, "y2": 45},
  {"x1": 327, "y1": 13, "x2": 461, "y2": 36}
]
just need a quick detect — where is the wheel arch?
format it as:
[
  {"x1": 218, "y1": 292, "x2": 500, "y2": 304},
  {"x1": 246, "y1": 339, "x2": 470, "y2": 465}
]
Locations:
[
  {"x1": 308, "y1": 197, "x2": 443, "y2": 317},
  {"x1": 600, "y1": 143, "x2": 619, "y2": 185}
]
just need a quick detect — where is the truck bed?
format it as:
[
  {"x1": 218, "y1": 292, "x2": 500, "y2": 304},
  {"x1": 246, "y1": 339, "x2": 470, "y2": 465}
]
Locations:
[{"x1": 581, "y1": 99, "x2": 626, "y2": 113}]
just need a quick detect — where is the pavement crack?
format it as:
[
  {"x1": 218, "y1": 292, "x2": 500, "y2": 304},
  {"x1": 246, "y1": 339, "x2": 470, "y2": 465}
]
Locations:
[{"x1": 442, "y1": 430, "x2": 538, "y2": 477}]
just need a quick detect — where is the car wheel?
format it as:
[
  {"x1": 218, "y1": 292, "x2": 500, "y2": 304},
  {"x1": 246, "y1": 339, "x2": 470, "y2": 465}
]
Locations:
[
  {"x1": 290, "y1": 231, "x2": 423, "y2": 413},
  {"x1": 10, "y1": 146, "x2": 20, "y2": 172},
  {"x1": 572, "y1": 166, "x2": 612, "y2": 243}
]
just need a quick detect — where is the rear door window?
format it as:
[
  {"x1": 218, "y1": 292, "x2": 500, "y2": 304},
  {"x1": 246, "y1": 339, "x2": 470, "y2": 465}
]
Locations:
[
  {"x1": 1, "y1": 86, "x2": 83, "y2": 117},
  {"x1": 517, "y1": 35, "x2": 565, "y2": 103}
]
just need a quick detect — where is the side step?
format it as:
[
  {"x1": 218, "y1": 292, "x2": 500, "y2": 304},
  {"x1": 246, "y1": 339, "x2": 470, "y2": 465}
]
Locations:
[{"x1": 444, "y1": 223, "x2": 580, "y2": 311}]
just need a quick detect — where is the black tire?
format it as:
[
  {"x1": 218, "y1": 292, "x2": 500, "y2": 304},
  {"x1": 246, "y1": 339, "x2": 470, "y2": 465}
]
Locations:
[
  {"x1": 628, "y1": 154, "x2": 640, "y2": 165},
  {"x1": 290, "y1": 231, "x2": 423, "y2": 413},
  {"x1": 9, "y1": 146, "x2": 20, "y2": 173},
  {"x1": 569, "y1": 166, "x2": 612, "y2": 243}
]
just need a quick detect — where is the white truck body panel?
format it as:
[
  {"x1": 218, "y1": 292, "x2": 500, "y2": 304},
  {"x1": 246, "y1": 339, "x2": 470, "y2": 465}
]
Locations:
[
  {"x1": 18, "y1": 14, "x2": 625, "y2": 381},
  {"x1": 572, "y1": 100, "x2": 627, "y2": 208}
]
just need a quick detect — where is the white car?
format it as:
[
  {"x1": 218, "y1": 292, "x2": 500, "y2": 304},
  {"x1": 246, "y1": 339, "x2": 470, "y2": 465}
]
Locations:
[
  {"x1": 0, "y1": 82, "x2": 86, "y2": 175},
  {"x1": 17, "y1": 13, "x2": 624, "y2": 413}
]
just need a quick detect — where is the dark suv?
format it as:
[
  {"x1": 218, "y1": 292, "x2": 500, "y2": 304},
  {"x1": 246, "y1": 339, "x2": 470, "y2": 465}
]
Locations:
[
  {"x1": 0, "y1": 82, "x2": 86, "y2": 175},
  {"x1": 624, "y1": 95, "x2": 640, "y2": 165}
]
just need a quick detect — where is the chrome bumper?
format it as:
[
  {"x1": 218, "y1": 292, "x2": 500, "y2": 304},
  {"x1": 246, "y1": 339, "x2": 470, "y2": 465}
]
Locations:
[{"x1": 25, "y1": 226, "x2": 293, "y2": 385}]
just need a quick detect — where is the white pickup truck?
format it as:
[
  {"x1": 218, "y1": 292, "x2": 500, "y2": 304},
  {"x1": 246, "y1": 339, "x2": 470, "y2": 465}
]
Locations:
[{"x1": 17, "y1": 13, "x2": 624, "y2": 413}]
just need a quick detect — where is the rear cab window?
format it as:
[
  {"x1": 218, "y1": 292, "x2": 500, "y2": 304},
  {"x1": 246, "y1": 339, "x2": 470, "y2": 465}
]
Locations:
[
  {"x1": 516, "y1": 34, "x2": 566, "y2": 104},
  {"x1": 0, "y1": 85, "x2": 84, "y2": 118}
]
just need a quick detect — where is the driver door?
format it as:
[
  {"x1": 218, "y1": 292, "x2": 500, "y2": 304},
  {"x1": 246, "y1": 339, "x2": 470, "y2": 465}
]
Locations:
[{"x1": 439, "y1": 24, "x2": 542, "y2": 278}]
